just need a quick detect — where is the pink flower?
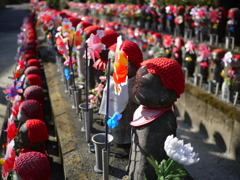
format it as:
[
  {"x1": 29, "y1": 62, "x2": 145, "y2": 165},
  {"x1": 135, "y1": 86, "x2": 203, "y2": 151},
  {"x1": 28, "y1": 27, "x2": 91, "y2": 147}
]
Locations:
[
  {"x1": 63, "y1": 58, "x2": 76, "y2": 67},
  {"x1": 88, "y1": 94, "x2": 94, "y2": 99},
  {"x1": 95, "y1": 83, "x2": 104, "y2": 93},
  {"x1": 99, "y1": 76, "x2": 106, "y2": 82}
]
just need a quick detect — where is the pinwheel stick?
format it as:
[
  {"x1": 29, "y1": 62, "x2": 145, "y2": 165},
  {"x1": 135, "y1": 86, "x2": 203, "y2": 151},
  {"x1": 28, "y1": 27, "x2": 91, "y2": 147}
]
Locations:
[
  {"x1": 68, "y1": 39, "x2": 76, "y2": 91},
  {"x1": 85, "y1": 42, "x2": 89, "y2": 112},
  {"x1": 105, "y1": 58, "x2": 111, "y2": 151}
]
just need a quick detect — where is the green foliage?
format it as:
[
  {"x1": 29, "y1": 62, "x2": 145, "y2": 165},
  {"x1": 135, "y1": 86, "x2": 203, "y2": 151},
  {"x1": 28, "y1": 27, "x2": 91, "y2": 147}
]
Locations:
[
  {"x1": 146, "y1": 156, "x2": 188, "y2": 180},
  {"x1": 47, "y1": 0, "x2": 60, "y2": 10}
]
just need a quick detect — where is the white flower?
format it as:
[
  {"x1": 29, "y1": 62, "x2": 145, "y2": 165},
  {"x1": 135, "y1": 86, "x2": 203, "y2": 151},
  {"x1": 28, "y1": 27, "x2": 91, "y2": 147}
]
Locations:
[{"x1": 164, "y1": 135, "x2": 200, "y2": 165}]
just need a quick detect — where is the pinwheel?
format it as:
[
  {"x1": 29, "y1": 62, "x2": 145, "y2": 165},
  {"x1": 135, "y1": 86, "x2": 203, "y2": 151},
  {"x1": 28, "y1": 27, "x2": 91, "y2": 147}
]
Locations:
[
  {"x1": 55, "y1": 32, "x2": 69, "y2": 61},
  {"x1": 3, "y1": 82, "x2": 23, "y2": 101},
  {"x1": 85, "y1": 30, "x2": 105, "y2": 62},
  {"x1": 112, "y1": 36, "x2": 128, "y2": 95}
]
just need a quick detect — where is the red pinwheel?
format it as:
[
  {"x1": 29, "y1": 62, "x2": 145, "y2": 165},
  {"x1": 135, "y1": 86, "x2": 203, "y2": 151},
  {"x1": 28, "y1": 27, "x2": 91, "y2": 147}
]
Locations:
[{"x1": 55, "y1": 33, "x2": 69, "y2": 61}]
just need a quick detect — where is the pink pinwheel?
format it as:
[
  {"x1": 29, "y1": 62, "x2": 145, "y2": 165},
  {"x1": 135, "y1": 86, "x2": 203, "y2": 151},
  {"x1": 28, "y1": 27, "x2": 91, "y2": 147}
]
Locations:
[
  {"x1": 198, "y1": 44, "x2": 211, "y2": 59},
  {"x1": 200, "y1": 61, "x2": 208, "y2": 68},
  {"x1": 55, "y1": 33, "x2": 69, "y2": 61},
  {"x1": 86, "y1": 33, "x2": 105, "y2": 62},
  {"x1": 3, "y1": 83, "x2": 23, "y2": 101},
  {"x1": 185, "y1": 41, "x2": 196, "y2": 53}
]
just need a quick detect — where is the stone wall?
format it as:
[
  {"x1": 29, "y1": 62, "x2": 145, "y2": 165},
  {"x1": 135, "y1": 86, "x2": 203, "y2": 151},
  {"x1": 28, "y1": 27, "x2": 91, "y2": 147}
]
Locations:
[{"x1": 176, "y1": 83, "x2": 240, "y2": 162}]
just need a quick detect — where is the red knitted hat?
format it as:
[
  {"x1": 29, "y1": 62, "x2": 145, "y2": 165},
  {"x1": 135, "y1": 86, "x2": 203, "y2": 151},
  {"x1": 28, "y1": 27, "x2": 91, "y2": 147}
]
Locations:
[
  {"x1": 141, "y1": 58, "x2": 185, "y2": 98},
  {"x1": 84, "y1": 25, "x2": 104, "y2": 35},
  {"x1": 212, "y1": 49, "x2": 225, "y2": 58},
  {"x1": 24, "y1": 66, "x2": 41, "y2": 76},
  {"x1": 79, "y1": 21, "x2": 92, "y2": 31},
  {"x1": 154, "y1": 32, "x2": 162, "y2": 40},
  {"x1": 27, "y1": 59, "x2": 41, "y2": 69},
  {"x1": 233, "y1": 54, "x2": 240, "y2": 61},
  {"x1": 68, "y1": 17, "x2": 81, "y2": 27},
  {"x1": 108, "y1": 40, "x2": 143, "y2": 68},
  {"x1": 24, "y1": 54, "x2": 36, "y2": 61},
  {"x1": 19, "y1": 100, "x2": 44, "y2": 121},
  {"x1": 26, "y1": 74, "x2": 43, "y2": 88},
  {"x1": 25, "y1": 49, "x2": 36, "y2": 56},
  {"x1": 26, "y1": 119, "x2": 48, "y2": 143},
  {"x1": 23, "y1": 85, "x2": 44, "y2": 104},
  {"x1": 14, "y1": 152, "x2": 50, "y2": 180},
  {"x1": 101, "y1": 30, "x2": 119, "y2": 48}
]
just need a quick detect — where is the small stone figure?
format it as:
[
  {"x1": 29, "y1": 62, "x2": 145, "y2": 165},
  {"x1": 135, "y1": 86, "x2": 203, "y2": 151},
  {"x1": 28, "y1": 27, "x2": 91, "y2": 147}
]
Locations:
[
  {"x1": 166, "y1": 5, "x2": 175, "y2": 34},
  {"x1": 209, "y1": 7, "x2": 227, "y2": 44},
  {"x1": 99, "y1": 40, "x2": 143, "y2": 156},
  {"x1": 92, "y1": 29, "x2": 119, "y2": 83},
  {"x1": 211, "y1": 49, "x2": 225, "y2": 87},
  {"x1": 174, "y1": 6, "x2": 185, "y2": 36},
  {"x1": 148, "y1": 33, "x2": 162, "y2": 58},
  {"x1": 159, "y1": 5, "x2": 167, "y2": 32},
  {"x1": 13, "y1": 152, "x2": 51, "y2": 180},
  {"x1": 24, "y1": 74, "x2": 43, "y2": 88},
  {"x1": 191, "y1": 7, "x2": 208, "y2": 42},
  {"x1": 173, "y1": 37, "x2": 184, "y2": 66},
  {"x1": 184, "y1": 41, "x2": 197, "y2": 77},
  {"x1": 14, "y1": 119, "x2": 48, "y2": 154},
  {"x1": 23, "y1": 85, "x2": 45, "y2": 105},
  {"x1": 197, "y1": 44, "x2": 211, "y2": 83},
  {"x1": 17, "y1": 99, "x2": 44, "y2": 124},
  {"x1": 24, "y1": 66, "x2": 41, "y2": 77},
  {"x1": 184, "y1": 6, "x2": 194, "y2": 39},
  {"x1": 27, "y1": 58, "x2": 41, "y2": 69},
  {"x1": 226, "y1": 8, "x2": 240, "y2": 48},
  {"x1": 227, "y1": 54, "x2": 240, "y2": 94},
  {"x1": 128, "y1": 58, "x2": 185, "y2": 180},
  {"x1": 162, "y1": 34, "x2": 173, "y2": 58}
]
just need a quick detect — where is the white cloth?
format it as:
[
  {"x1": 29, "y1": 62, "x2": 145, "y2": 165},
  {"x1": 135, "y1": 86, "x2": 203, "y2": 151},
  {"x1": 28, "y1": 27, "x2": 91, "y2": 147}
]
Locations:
[{"x1": 99, "y1": 76, "x2": 129, "y2": 117}]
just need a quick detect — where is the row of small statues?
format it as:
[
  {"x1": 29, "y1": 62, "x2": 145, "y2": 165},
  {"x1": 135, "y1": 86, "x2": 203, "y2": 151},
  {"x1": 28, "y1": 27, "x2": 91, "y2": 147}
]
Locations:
[
  {"x1": 69, "y1": 2, "x2": 240, "y2": 48},
  {"x1": 2, "y1": 12, "x2": 51, "y2": 179},
  {"x1": 62, "y1": 7, "x2": 240, "y2": 105},
  {"x1": 37, "y1": 3, "x2": 192, "y2": 179}
]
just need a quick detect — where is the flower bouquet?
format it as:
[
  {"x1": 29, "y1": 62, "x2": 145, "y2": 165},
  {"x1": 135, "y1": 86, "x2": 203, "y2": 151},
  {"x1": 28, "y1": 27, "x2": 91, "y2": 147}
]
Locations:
[{"x1": 146, "y1": 135, "x2": 199, "y2": 180}]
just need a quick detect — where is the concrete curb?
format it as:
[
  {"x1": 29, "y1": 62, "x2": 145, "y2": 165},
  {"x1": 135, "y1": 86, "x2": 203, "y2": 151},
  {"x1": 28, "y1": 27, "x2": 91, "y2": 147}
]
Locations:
[{"x1": 44, "y1": 61, "x2": 102, "y2": 180}]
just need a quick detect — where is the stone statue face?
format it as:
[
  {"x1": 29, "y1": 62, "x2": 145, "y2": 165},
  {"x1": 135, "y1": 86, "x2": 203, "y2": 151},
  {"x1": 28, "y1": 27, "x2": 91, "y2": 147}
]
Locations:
[
  {"x1": 14, "y1": 122, "x2": 45, "y2": 153},
  {"x1": 14, "y1": 123, "x2": 29, "y2": 150},
  {"x1": 17, "y1": 109, "x2": 29, "y2": 124},
  {"x1": 13, "y1": 171, "x2": 23, "y2": 180},
  {"x1": 108, "y1": 50, "x2": 138, "y2": 78},
  {"x1": 211, "y1": 52, "x2": 222, "y2": 62},
  {"x1": 132, "y1": 66, "x2": 177, "y2": 108}
]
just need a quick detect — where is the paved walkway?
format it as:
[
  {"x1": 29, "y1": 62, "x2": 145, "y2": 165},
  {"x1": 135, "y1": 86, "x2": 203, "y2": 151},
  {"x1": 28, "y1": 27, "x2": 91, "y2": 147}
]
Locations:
[{"x1": 0, "y1": 3, "x2": 30, "y2": 129}]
